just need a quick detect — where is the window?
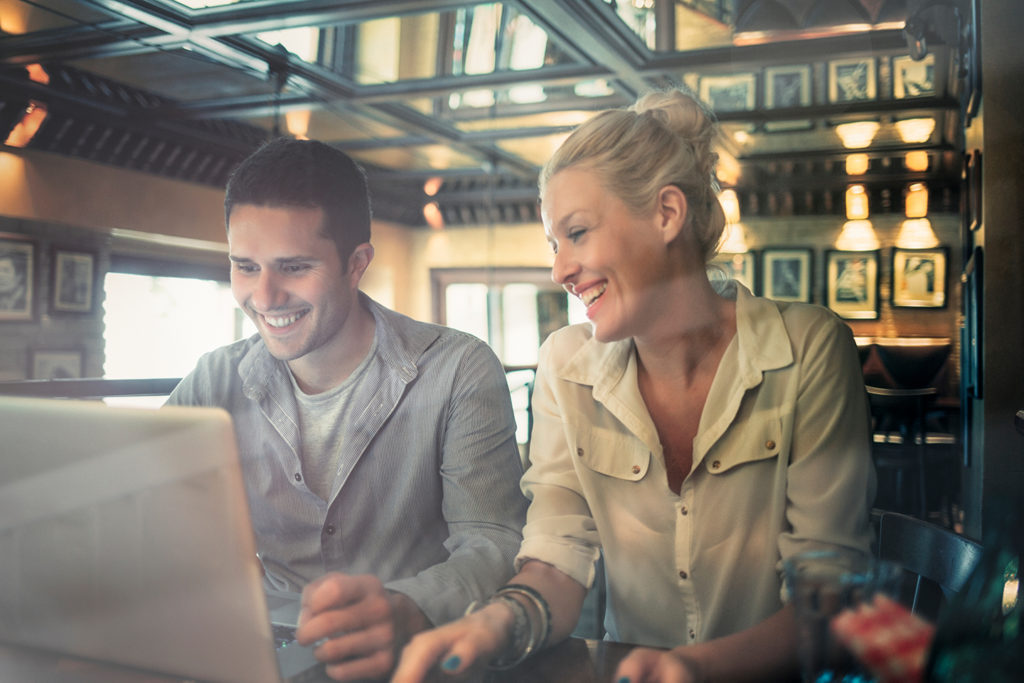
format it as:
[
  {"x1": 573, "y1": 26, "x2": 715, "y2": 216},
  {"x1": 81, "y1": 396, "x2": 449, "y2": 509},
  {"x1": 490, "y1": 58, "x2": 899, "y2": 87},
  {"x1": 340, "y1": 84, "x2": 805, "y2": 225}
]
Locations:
[
  {"x1": 103, "y1": 268, "x2": 254, "y2": 406},
  {"x1": 432, "y1": 268, "x2": 586, "y2": 450}
]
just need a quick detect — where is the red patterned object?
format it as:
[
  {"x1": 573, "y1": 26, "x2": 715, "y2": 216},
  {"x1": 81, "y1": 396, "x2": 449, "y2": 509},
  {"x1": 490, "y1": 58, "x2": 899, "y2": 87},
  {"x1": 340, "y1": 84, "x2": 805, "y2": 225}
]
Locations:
[{"x1": 831, "y1": 594, "x2": 936, "y2": 683}]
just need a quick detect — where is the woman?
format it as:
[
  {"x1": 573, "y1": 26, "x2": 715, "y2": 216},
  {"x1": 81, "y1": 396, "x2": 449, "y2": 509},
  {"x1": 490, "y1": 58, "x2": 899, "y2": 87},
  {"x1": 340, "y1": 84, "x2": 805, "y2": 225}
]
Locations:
[{"x1": 392, "y1": 88, "x2": 875, "y2": 682}]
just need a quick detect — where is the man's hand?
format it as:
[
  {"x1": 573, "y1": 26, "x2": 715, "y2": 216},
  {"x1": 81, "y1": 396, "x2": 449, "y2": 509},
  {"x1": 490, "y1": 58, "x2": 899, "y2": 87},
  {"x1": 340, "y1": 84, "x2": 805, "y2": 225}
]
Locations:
[{"x1": 295, "y1": 573, "x2": 429, "y2": 681}]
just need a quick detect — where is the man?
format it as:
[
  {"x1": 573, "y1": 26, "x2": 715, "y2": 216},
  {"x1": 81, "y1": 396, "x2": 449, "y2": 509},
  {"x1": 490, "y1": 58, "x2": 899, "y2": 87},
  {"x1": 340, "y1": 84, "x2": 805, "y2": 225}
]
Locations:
[{"x1": 166, "y1": 138, "x2": 527, "y2": 681}]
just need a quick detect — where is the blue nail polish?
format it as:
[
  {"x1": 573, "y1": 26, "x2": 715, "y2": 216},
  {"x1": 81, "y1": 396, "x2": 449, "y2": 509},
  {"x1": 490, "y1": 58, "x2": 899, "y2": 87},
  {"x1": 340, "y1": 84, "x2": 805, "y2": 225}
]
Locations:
[
  {"x1": 442, "y1": 655, "x2": 461, "y2": 671},
  {"x1": 617, "y1": 677, "x2": 631, "y2": 683}
]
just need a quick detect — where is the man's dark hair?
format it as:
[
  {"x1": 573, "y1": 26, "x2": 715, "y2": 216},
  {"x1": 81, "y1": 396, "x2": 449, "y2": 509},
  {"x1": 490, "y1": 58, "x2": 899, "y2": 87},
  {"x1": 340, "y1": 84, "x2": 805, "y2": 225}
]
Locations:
[{"x1": 224, "y1": 137, "x2": 372, "y2": 263}]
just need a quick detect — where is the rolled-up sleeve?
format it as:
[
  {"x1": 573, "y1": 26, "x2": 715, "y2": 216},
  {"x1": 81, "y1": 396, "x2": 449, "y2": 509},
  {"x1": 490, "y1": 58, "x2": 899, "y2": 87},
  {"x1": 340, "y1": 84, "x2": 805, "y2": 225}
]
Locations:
[
  {"x1": 778, "y1": 311, "x2": 876, "y2": 598},
  {"x1": 514, "y1": 338, "x2": 602, "y2": 589}
]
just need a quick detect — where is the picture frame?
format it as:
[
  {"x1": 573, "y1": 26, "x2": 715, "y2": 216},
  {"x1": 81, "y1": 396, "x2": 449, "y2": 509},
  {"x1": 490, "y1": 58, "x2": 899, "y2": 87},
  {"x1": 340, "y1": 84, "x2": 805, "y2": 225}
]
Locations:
[
  {"x1": 893, "y1": 53, "x2": 935, "y2": 98},
  {"x1": 0, "y1": 233, "x2": 36, "y2": 322},
  {"x1": 764, "y1": 65, "x2": 811, "y2": 109},
  {"x1": 828, "y1": 57, "x2": 876, "y2": 103},
  {"x1": 825, "y1": 250, "x2": 879, "y2": 320},
  {"x1": 891, "y1": 246, "x2": 948, "y2": 308},
  {"x1": 711, "y1": 251, "x2": 757, "y2": 294},
  {"x1": 699, "y1": 73, "x2": 756, "y2": 113},
  {"x1": 31, "y1": 348, "x2": 85, "y2": 379},
  {"x1": 761, "y1": 248, "x2": 813, "y2": 303},
  {"x1": 51, "y1": 248, "x2": 97, "y2": 314}
]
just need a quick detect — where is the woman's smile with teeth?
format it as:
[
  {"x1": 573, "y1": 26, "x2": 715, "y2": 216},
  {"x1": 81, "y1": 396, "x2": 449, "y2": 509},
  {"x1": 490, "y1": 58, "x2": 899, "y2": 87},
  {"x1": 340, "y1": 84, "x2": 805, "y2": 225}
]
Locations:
[
  {"x1": 580, "y1": 283, "x2": 607, "y2": 307},
  {"x1": 263, "y1": 310, "x2": 309, "y2": 328}
]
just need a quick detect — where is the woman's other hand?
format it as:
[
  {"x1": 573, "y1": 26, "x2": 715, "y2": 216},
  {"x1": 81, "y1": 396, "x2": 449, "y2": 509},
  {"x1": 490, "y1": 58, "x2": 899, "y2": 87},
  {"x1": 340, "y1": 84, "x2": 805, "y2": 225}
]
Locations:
[{"x1": 614, "y1": 646, "x2": 704, "y2": 683}]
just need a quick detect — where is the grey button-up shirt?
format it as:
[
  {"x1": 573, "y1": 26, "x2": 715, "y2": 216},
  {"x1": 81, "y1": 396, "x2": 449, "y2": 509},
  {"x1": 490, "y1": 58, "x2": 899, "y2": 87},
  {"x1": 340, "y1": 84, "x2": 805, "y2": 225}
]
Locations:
[{"x1": 167, "y1": 293, "x2": 527, "y2": 625}]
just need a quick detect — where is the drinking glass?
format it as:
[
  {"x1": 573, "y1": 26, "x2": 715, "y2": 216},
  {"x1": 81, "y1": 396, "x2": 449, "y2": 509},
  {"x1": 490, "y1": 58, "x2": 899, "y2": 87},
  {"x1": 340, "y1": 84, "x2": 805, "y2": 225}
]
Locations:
[{"x1": 784, "y1": 548, "x2": 902, "y2": 683}]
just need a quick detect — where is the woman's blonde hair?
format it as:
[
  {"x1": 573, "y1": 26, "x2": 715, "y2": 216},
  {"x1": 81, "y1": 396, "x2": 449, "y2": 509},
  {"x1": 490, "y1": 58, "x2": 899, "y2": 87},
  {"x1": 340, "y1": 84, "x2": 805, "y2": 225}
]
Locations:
[{"x1": 539, "y1": 88, "x2": 726, "y2": 263}]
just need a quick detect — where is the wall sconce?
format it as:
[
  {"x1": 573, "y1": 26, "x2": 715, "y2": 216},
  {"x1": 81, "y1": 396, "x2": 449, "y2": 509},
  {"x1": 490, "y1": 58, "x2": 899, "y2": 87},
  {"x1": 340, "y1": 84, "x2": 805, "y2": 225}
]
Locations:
[
  {"x1": 896, "y1": 182, "x2": 938, "y2": 248},
  {"x1": 905, "y1": 182, "x2": 928, "y2": 218},
  {"x1": 895, "y1": 117, "x2": 936, "y2": 144},
  {"x1": 719, "y1": 188, "x2": 741, "y2": 225},
  {"x1": 717, "y1": 189, "x2": 748, "y2": 253},
  {"x1": 845, "y1": 153, "x2": 870, "y2": 175},
  {"x1": 837, "y1": 184, "x2": 877, "y2": 250},
  {"x1": 905, "y1": 150, "x2": 929, "y2": 172},
  {"x1": 835, "y1": 121, "x2": 880, "y2": 149},
  {"x1": 845, "y1": 184, "x2": 869, "y2": 220},
  {"x1": 836, "y1": 220, "x2": 880, "y2": 251}
]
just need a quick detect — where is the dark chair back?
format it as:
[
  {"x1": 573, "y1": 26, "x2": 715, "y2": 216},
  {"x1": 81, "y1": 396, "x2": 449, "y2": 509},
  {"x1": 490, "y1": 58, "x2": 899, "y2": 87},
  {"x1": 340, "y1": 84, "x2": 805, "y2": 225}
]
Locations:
[{"x1": 876, "y1": 511, "x2": 983, "y2": 621}]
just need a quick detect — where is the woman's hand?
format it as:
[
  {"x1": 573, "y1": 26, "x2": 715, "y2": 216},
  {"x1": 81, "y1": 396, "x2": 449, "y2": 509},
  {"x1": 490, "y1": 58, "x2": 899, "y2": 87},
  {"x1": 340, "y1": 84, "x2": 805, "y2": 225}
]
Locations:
[
  {"x1": 614, "y1": 646, "x2": 704, "y2": 683},
  {"x1": 390, "y1": 601, "x2": 515, "y2": 683}
]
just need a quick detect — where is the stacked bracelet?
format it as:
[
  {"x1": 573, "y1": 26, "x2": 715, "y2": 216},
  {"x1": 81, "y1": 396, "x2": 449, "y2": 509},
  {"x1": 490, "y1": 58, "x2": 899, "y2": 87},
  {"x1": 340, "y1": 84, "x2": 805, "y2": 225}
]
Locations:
[{"x1": 463, "y1": 583, "x2": 554, "y2": 670}]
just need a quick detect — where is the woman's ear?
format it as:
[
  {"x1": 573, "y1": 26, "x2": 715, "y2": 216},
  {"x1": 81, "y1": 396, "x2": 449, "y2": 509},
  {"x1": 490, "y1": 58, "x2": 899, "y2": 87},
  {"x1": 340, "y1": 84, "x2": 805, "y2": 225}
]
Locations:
[{"x1": 656, "y1": 184, "x2": 688, "y2": 245}]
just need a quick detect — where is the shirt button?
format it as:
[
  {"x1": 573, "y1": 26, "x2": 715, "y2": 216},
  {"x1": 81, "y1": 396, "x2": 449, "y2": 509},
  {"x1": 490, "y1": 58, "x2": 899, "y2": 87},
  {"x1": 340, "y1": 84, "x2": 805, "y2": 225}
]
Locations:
[
  {"x1": 711, "y1": 460, "x2": 721, "y2": 470},
  {"x1": 765, "y1": 440, "x2": 776, "y2": 450},
  {"x1": 680, "y1": 505, "x2": 688, "y2": 516},
  {"x1": 294, "y1": 472, "x2": 302, "y2": 482},
  {"x1": 576, "y1": 447, "x2": 584, "y2": 457},
  {"x1": 631, "y1": 465, "x2": 641, "y2": 474},
  {"x1": 678, "y1": 570, "x2": 688, "y2": 580},
  {"x1": 325, "y1": 524, "x2": 336, "y2": 535}
]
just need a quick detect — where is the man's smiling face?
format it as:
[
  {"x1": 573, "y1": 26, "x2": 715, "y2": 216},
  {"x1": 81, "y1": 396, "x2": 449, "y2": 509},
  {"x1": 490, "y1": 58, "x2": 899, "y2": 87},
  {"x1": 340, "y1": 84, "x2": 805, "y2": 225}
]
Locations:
[{"x1": 228, "y1": 204, "x2": 360, "y2": 368}]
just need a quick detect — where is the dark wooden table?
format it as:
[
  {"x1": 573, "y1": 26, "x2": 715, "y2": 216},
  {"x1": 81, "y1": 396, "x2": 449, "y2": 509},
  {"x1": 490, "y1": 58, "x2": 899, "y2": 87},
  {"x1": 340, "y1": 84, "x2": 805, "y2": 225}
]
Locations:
[{"x1": 1, "y1": 638, "x2": 639, "y2": 682}]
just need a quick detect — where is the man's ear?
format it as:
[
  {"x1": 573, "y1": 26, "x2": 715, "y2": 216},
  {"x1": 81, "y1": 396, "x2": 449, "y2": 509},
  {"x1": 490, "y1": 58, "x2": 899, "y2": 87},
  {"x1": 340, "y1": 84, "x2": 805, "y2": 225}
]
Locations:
[
  {"x1": 347, "y1": 243, "x2": 374, "y2": 285},
  {"x1": 656, "y1": 184, "x2": 688, "y2": 245}
]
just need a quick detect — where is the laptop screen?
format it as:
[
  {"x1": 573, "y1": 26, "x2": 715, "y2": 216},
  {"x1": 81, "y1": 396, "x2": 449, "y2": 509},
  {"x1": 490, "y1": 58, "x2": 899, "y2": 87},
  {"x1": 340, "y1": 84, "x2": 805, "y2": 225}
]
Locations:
[{"x1": 0, "y1": 397, "x2": 283, "y2": 683}]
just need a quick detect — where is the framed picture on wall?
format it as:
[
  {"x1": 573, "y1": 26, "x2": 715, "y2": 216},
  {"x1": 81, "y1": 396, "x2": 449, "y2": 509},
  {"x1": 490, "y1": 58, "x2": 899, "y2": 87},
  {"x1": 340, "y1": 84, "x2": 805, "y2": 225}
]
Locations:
[
  {"x1": 891, "y1": 246, "x2": 948, "y2": 308},
  {"x1": 825, "y1": 250, "x2": 879, "y2": 319},
  {"x1": 764, "y1": 65, "x2": 811, "y2": 109},
  {"x1": 893, "y1": 53, "x2": 935, "y2": 98},
  {"x1": 31, "y1": 349, "x2": 84, "y2": 379},
  {"x1": 699, "y1": 73, "x2": 756, "y2": 113},
  {"x1": 0, "y1": 233, "x2": 36, "y2": 322},
  {"x1": 761, "y1": 248, "x2": 813, "y2": 303},
  {"x1": 828, "y1": 57, "x2": 876, "y2": 103},
  {"x1": 711, "y1": 251, "x2": 757, "y2": 294},
  {"x1": 51, "y1": 248, "x2": 97, "y2": 314}
]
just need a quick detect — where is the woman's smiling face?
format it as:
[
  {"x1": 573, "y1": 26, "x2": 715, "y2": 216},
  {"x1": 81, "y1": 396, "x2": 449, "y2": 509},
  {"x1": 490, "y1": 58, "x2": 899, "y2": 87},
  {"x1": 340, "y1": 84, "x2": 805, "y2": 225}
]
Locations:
[{"x1": 542, "y1": 166, "x2": 675, "y2": 343}]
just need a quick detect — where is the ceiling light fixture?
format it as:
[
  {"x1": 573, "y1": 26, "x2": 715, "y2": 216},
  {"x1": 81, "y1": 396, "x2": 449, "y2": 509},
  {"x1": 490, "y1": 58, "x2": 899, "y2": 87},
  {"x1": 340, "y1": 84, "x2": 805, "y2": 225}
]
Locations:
[
  {"x1": 835, "y1": 121, "x2": 880, "y2": 149},
  {"x1": 423, "y1": 201, "x2": 444, "y2": 230}
]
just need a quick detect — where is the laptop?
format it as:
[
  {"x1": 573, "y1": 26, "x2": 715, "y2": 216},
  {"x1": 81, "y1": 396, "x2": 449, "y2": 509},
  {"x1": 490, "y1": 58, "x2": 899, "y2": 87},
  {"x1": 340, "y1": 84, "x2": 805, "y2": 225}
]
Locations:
[{"x1": 0, "y1": 396, "x2": 328, "y2": 682}]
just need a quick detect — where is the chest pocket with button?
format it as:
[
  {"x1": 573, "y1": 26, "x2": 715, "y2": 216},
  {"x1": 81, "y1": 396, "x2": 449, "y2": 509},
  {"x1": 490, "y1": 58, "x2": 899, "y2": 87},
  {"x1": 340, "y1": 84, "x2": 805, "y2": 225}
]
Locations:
[
  {"x1": 704, "y1": 413, "x2": 785, "y2": 475},
  {"x1": 571, "y1": 426, "x2": 650, "y2": 481}
]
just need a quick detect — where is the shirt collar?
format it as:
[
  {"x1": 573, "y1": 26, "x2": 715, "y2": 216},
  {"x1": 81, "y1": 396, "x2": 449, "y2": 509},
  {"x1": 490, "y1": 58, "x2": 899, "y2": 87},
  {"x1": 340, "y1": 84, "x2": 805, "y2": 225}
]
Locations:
[{"x1": 555, "y1": 281, "x2": 794, "y2": 391}]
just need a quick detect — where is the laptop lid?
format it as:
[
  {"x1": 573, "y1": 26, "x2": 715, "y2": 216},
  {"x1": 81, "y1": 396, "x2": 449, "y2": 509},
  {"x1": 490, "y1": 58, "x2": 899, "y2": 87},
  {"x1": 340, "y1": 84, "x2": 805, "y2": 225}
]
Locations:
[{"x1": 0, "y1": 396, "x2": 285, "y2": 683}]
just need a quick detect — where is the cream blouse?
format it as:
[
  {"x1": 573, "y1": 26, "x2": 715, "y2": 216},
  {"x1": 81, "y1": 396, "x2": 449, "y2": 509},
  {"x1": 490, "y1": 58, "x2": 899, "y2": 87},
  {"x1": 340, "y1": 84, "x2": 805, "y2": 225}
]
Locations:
[{"x1": 516, "y1": 284, "x2": 876, "y2": 648}]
